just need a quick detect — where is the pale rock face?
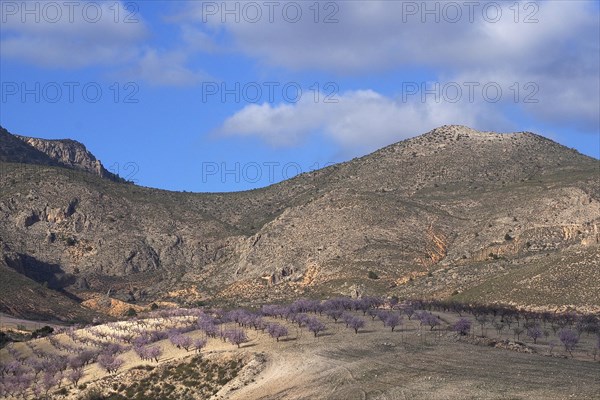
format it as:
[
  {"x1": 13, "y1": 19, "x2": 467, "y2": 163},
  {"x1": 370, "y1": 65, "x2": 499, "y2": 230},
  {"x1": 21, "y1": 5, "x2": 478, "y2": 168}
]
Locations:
[{"x1": 15, "y1": 135, "x2": 119, "y2": 180}]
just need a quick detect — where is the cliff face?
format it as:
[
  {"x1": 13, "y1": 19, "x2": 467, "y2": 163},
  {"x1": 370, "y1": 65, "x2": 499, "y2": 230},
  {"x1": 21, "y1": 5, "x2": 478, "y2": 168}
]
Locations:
[
  {"x1": 0, "y1": 125, "x2": 598, "y2": 320},
  {"x1": 0, "y1": 127, "x2": 58, "y2": 166},
  {"x1": 1, "y1": 125, "x2": 122, "y2": 181},
  {"x1": 15, "y1": 135, "x2": 122, "y2": 181}
]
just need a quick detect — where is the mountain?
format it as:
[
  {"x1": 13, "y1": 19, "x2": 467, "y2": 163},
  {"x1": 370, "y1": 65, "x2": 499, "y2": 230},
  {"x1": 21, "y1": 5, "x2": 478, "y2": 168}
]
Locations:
[
  {"x1": 0, "y1": 126, "x2": 123, "y2": 181},
  {"x1": 0, "y1": 126, "x2": 59, "y2": 166},
  {"x1": 0, "y1": 125, "x2": 598, "y2": 321}
]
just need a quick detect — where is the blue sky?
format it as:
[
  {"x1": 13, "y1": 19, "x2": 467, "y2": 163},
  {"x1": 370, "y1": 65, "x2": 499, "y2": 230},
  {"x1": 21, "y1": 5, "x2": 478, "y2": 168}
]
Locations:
[{"x1": 1, "y1": 0, "x2": 598, "y2": 192}]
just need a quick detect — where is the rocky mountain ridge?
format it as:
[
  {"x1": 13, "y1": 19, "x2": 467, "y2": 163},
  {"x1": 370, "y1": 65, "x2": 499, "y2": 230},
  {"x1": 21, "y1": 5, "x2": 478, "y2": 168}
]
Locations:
[{"x1": 0, "y1": 124, "x2": 598, "y2": 320}]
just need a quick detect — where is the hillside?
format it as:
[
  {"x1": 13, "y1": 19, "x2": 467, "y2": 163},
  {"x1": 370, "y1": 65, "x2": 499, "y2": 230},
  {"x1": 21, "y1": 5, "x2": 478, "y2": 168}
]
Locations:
[{"x1": 0, "y1": 125, "x2": 598, "y2": 321}]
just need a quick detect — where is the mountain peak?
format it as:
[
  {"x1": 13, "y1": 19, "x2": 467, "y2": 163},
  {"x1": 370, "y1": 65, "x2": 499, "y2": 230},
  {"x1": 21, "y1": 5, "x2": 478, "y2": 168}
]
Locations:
[{"x1": 423, "y1": 125, "x2": 516, "y2": 141}]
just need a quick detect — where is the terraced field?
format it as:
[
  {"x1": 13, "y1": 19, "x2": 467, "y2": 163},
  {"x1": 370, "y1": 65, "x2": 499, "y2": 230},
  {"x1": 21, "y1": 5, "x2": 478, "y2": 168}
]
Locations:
[{"x1": 1, "y1": 302, "x2": 598, "y2": 399}]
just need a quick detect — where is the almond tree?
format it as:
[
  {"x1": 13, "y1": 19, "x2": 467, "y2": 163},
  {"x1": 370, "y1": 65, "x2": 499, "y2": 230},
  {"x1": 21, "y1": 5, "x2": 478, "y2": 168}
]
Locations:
[
  {"x1": 527, "y1": 325, "x2": 543, "y2": 344},
  {"x1": 325, "y1": 308, "x2": 343, "y2": 323},
  {"x1": 559, "y1": 329, "x2": 579, "y2": 357},
  {"x1": 42, "y1": 371, "x2": 58, "y2": 396},
  {"x1": 97, "y1": 353, "x2": 124, "y2": 374},
  {"x1": 293, "y1": 313, "x2": 310, "y2": 328},
  {"x1": 593, "y1": 335, "x2": 600, "y2": 360},
  {"x1": 349, "y1": 317, "x2": 365, "y2": 334},
  {"x1": 475, "y1": 315, "x2": 489, "y2": 336},
  {"x1": 493, "y1": 321, "x2": 505, "y2": 337},
  {"x1": 513, "y1": 327, "x2": 525, "y2": 341},
  {"x1": 267, "y1": 323, "x2": 288, "y2": 342},
  {"x1": 424, "y1": 313, "x2": 441, "y2": 331},
  {"x1": 404, "y1": 306, "x2": 415, "y2": 320},
  {"x1": 225, "y1": 329, "x2": 248, "y2": 348},
  {"x1": 78, "y1": 350, "x2": 97, "y2": 366},
  {"x1": 367, "y1": 309, "x2": 379, "y2": 321},
  {"x1": 384, "y1": 313, "x2": 402, "y2": 332},
  {"x1": 453, "y1": 318, "x2": 471, "y2": 336},
  {"x1": 147, "y1": 346, "x2": 163, "y2": 362},
  {"x1": 307, "y1": 317, "x2": 326, "y2": 338},
  {"x1": 68, "y1": 368, "x2": 84, "y2": 386},
  {"x1": 342, "y1": 312, "x2": 355, "y2": 328},
  {"x1": 193, "y1": 338, "x2": 207, "y2": 354},
  {"x1": 169, "y1": 333, "x2": 193, "y2": 351}
]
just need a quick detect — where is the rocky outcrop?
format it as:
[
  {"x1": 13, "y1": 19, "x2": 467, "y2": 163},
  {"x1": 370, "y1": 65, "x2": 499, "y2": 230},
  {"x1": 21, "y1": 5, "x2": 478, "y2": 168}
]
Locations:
[
  {"x1": 15, "y1": 135, "x2": 122, "y2": 181},
  {"x1": 0, "y1": 126, "x2": 57, "y2": 166}
]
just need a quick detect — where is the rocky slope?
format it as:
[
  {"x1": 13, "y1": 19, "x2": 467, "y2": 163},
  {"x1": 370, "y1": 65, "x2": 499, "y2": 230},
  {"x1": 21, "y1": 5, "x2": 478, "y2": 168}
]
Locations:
[{"x1": 0, "y1": 125, "x2": 598, "y2": 320}]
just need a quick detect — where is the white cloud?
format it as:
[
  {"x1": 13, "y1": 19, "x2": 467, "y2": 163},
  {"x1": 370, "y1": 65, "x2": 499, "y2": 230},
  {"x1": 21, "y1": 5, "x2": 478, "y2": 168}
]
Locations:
[
  {"x1": 189, "y1": 0, "x2": 599, "y2": 132},
  {"x1": 217, "y1": 90, "x2": 510, "y2": 155},
  {"x1": 186, "y1": 1, "x2": 579, "y2": 71},
  {"x1": 0, "y1": 1, "x2": 147, "y2": 68},
  {"x1": 0, "y1": 2, "x2": 210, "y2": 87},
  {"x1": 123, "y1": 48, "x2": 208, "y2": 87}
]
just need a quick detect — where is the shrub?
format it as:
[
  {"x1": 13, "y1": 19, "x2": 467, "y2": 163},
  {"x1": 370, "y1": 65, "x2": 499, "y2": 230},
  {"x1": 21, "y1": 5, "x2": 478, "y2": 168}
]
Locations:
[
  {"x1": 81, "y1": 388, "x2": 105, "y2": 400},
  {"x1": 31, "y1": 325, "x2": 54, "y2": 339},
  {"x1": 367, "y1": 271, "x2": 379, "y2": 279}
]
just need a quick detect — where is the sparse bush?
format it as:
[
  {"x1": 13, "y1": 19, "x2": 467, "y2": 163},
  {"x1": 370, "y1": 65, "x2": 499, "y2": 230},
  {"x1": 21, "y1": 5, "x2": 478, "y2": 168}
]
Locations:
[
  {"x1": 367, "y1": 271, "x2": 379, "y2": 279},
  {"x1": 80, "y1": 388, "x2": 104, "y2": 400},
  {"x1": 31, "y1": 325, "x2": 54, "y2": 338}
]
